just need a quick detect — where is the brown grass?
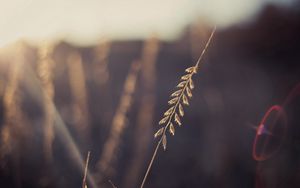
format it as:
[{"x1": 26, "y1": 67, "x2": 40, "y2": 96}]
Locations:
[
  {"x1": 37, "y1": 41, "x2": 56, "y2": 162},
  {"x1": 95, "y1": 60, "x2": 141, "y2": 186},
  {"x1": 123, "y1": 36, "x2": 160, "y2": 188},
  {"x1": 92, "y1": 40, "x2": 111, "y2": 86},
  {"x1": 92, "y1": 40, "x2": 114, "y2": 139},
  {"x1": 67, "y1": 51, "x2": 90, "y2": 144},
  {"x1": 1, "y1": 42, "x2": 26, "y2": 156},
  {"x1": 0, "y1": 42, "x2": 28, "y2": 188}
]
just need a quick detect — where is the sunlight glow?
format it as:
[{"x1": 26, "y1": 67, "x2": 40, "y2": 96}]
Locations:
[
  {"x1": 21, "y1": 63, "x2": 97, "y2": 188},
  {"x1": 0, "y1": 0, "x2": 295, "y2": 46}
]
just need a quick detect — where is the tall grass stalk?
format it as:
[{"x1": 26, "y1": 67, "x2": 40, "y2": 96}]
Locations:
[
  {"x1": 95, "y1": 60, "x2": 141, "y2": 185},
  {"x1": 93, "y1": 40, "x2": 111, "y2": 86},
  {"x1": 140, "y1": 26, "x2": 216, "y2": 188},
  {"x1": 92, "y1": 40, "x2": 114, "y2": 142},
  {"x1": 123, "y1": 36, "x2": 160, "y2": 188},
  {"x1": 37, "y1": 42, "x2": 56, "y2": 162},
  {"x1": 1, "y1": 42, "x2": 27, "y2": 188},
  {"x1": 67, "y1": 52, "x2": 90, "y2": 143},
  {"x1": 1, "y1": 42, "x2": 26, "y2": 155}
]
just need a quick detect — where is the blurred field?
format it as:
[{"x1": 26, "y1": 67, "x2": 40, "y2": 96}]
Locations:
[{"x1": 0, "y1": 4, "x2": 300, "y2": 188}]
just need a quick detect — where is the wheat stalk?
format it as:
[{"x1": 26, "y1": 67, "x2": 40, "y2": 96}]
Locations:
[{"x1": 140, "y1": 26, "x2": 216, "y2": 188}]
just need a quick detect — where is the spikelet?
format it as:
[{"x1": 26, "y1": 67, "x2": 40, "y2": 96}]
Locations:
[
  {"x1": 179, "y1": 104, "x2": 184, "y2": 117},
  {"x1": 154, "y1": 128, "x2": 164, "y2": 138},
  {"x1": 164, "y1": 107, "x2": 174, "y2": 116},
  {"x1": 169, "y1": 123, "x2": 175, "y2": 136},
  {"x1": 168, "y1": 97, "x2": 178, "y2": 105},
  {"x1": 186, "y1": 87, "x2": 192, "y2": 98},
  {"x1": 182, "y1": 94, "x2": 189, "y2": 105},
  {"x1": 181, "y1": 74, "x2": 190, "y2": 80},
  {"x1": 159, "y1": 116, "x2": 169, "y2": 125},
  {"x1": 174, "y1": 113, "x2": 181, "y2": 126},
  {"x1": 177, "y1": 81, "x2": 186, "y2": 88},
  {"x1": 185, "y1": 66, "x2": 197, "y2": 73},
  {"x1": 189, "y1": 78, "x2": 195, "y2": 89},
  {"x1": 171, "y1": 89, "x2": 182, "y2": 97},
  {"x1": 162, "y1": 135, "x2": 167, "y2": 150}
]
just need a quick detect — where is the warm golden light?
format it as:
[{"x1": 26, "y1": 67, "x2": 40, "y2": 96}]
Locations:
[{"x1": 0, "y1": 0, "x2": 294, "y2": 47}]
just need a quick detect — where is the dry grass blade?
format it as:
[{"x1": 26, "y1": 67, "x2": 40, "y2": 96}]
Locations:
[
  {"x1": 140, "y1": 26, "x2": 216, "y2": 188},
  {"x1": 82, "y1": 151, "x2": 91, "y2": 188}
]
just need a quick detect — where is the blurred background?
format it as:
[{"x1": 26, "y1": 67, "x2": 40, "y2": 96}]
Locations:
[{"x1": 0, "y1": 0, "x2": 300, "y2": 187}]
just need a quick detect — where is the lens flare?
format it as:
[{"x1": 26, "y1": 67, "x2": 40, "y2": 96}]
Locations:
[{"x1": 252, "y1": 105, "x2": 287, "y2": 161}]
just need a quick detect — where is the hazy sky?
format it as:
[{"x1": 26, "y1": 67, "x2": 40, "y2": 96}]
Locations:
[{"x1": 0, "y1": 0, "x2": 295, "y2": 46}]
